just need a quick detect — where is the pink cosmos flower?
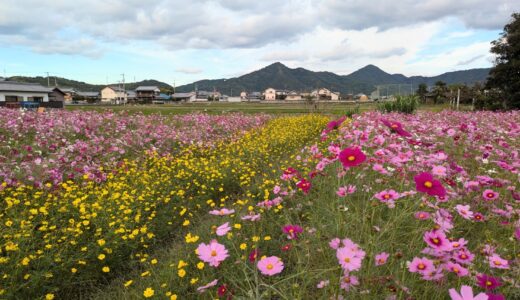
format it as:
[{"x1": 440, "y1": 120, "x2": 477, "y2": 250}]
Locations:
[
  {"x1": 455, "y1": 204, "x2": 474, "y2": 220},
  {"x1": 423, "y1": 230, "x2": 452, "y2": 252},
  {"x1": 338, "y1": 147, "x2": 366, "y2": 168},
  {"x1": 336, "y1": 247, "x2": 363, "y2": 271},
  {"x1": 515, "y1": 227, "x2": 520, "y2": 241},
  {"x1": 216, "y1": 222, "x2": 231, "y2": 236},
  {"x1": 197, "y1": 240, "x2": 229, "y2": 267},
  {"x1": 432, "y1": 165, "x2": 447, "y2": 177},
  {"x1": 415, "y1": 211, "x2": 431, "y2": 220},
  {"x1": 209, "y1": 208, "x2": 235, "y2": 216},
  {"x1": 282, "y1": 224, "x2": 303, "y2": 240},
  {"x1": 316, "y1": 280, "x2": 330, "y2": 289},
  {"x1": 257, "y1": 256, "x2": 284, "y2": 276},
  {"x1": 449, "y1": 285, "x2": 488, "y2": 300},
  {"x1": 340, "y1": 273, "x2": 359, "y2": 291},
  {"x1": 482, "y1": 189, "x2": 499, "y2": 201},
  {"x1": 241, "y1": 213, "x2": 261, "y2": 221},
  {"x1": 453, "y1": 248, "x2": 475, "y2": 264},
  {"x1": 415, "y1": 172, "x2": 446, "y2": 197},
  {"x1": 408, "y1": 257, "x2": 435, "y2": 275},
  {"x1": 488, "y1": 254, "x2": 509, "y2": 269},
  {"x1": 197, "y1": 279, "x2": 218, "y2": 293},
  {"x1": 473, "y1": 212, "x2": 485, "y2": 222},
  {"x1": 476, "y1": 274, "x2": 502, "y2": 290},
  {"x1": 375, "y1": 252, "x2": 389, "y2": 266},
  {"x1": 445, "y1": 262, "x2": 469, "y2": 277},
  {"x1": 374, "y1": 189, "x2": 400, "y2": 207},
  {"x1": 329, "y1": 238, "x2": 341, "y2": 249}
]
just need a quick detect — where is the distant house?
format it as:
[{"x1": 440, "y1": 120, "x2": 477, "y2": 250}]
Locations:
[
  {"x1": 240, "y1": 91, "x2": 247, "y2": 100},
  {"x1": 0, "y1": 81, "x2": 63, "y2": 108},
  {"x1": 311, "y1": 88, "x2": 340, "y2": 101},
  {"x1": 285, "y1": 91, "x2": 302, "y2": 101},
  {"x1": 59, "y1": 87, "x2": 76, "y2": 102},
  {"x1": 75, "y1": 92, "x2": 99, "y2": 102},
  {"x1": 264, "y1": 88, "x2": 276, "y2": 100},
  {"x1": 127, "y1": 90, "x2": 137, "y2": 102},
  {"x1": 101, "y1": 86, "x2": 127, "y2": 104},
  {"x1": 354, "y1": 93, "x2": 369, "y2": 101},
  {"x1": 135, "y1": 86, "x2": 160, "y2": 102},
  {"x1": 171, "y1": 92, "x2": 196, "y2": 102}
]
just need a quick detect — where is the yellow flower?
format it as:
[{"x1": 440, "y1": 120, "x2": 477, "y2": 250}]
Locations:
[
  {"x1": 45, "y1": 294, "x2": 55, "y2": 300},
  {"x1": 177, "y1": 260, "x2": 188, "y2": 269},
  {"x1": 264, "y1": 236, "x2": 271, "y2": 241},
  {"x1": 234, "y1": 223, "x2": 241, "y2": 229},
  {"x1": 97, "y1": 239, "x2": 106, "y2": 246},
  {"x1": 151, "y1": 259, "x2": 158, "y2": 265},
  {"x1": 252, "y1": 236, "x2": 260, "y2": 242},
  {"x1": 98, "y1": 254, "x2": 106, "y2": 260},
  {"x1": 196, "y1": 262, "x2": 204, "y2": 270},
  {"x1": 71, "y1": 268, "x2": 77, "y2": 273},
  {"x1": 239, "y1": 243, "x2": 247, "y2": 250},
  {"x1": 124, "y1": 280, "x2": 133, "y2": 287},
  {"x1": 102, "y1": 266, "x2": 110, "y2": 273},
  {"x1": 170, "y1": 295, "x2": 178, "y2": 300},
  {"x1": 178, "y1": 269, "x2": 186, "y2": 278},
  {"x1": 143, "y1": 287, "x2": 154, "y2": 298},
  {"x1": 21, "y1": 257, "x2": 30, "y2": 266}
]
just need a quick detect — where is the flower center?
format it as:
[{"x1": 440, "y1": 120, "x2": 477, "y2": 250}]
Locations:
[
  {"x1": 384, "y1": 194, "x2": 390, "y2": 199},
  {"x1": 266, "y1": 263, "x2": 273, "y2": 270},
  {"x1": 211, "y1": 250, "x2": 217, "y2": 257},
  {"x1": 453, "y1": 267, "x2": 459, "y2": 273},
  {"x1": 391, "y1": 124, "x2": 398, "y2": 129},
  {"x1": 424, "y1": 181, "x2": 433, "y2": 188},
  {"x1": 344, "y1": 257, "x2": 351, "y2": 263},
  {"x1": 344, "y1": 277, "x2": 351, "y2": 283},
  {"x1": 419, "y1": 213, "x2": 425, "y2": 218},
  {"x1": 453, "y1": 243, "x2": 459, "y2": 247},
  {"x1": 460, "y1": 254, "x2": 467, "y2": 259},
  {"x1": 487, "y1": 193, "x2": 494, "y2": 198},
  {"x1": 486, "y1": 281, "x2": 493, "y2": 286},
  {"x1": 418, "y1": 263, "x2": 425, "y2": 270},
  {"x1": 289, "y1": 229, "x2": 294, "y2": 233},
  {"x1": 432, "y1": 238, "x2": 440, "y2": 245},
  {"x1": 347, "y1": 155, "x2": 356, "y2": 161},
  {"x1": 493, "y1": 260, "x2": 501, "y2": 266}
]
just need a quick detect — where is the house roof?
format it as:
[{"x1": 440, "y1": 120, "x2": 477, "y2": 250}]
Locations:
[
  {"x1": 0, "y1": 81, "x2": 52, "y2": 93},
  {"x1": 172, "y1": 93, "x2": 194, "y2": 99},
  {"x1": 76, "y1": 92, "x2": 99, "y2": 97},
  {"x1": 135, "y1": 86, "x2": 160, "y2": 92},
  {"x1": 104, "y1": 86, "x2": 126, "y2": 92},
  {"x1": 127, "y1": 90, "x2": 137, "y2": 98}
]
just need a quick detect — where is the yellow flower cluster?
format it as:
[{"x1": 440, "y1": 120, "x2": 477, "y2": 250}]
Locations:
[{"x1": 0, "y1": 114, "x2": 329, "y2": 299}]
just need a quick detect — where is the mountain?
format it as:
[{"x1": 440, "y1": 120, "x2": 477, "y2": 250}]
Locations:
[
  {"x1": 6, "y1": 76, "x2": 174, "y2": 92},
  {"x1": 176, "y1": 62, "x2": 491, "y2": 95}
]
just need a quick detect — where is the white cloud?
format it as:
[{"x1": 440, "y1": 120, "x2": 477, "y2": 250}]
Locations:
[{"x1": 176, "y1": 67, "x2": 203, "y2": 74}]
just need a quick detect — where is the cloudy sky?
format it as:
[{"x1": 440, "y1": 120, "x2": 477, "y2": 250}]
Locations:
[{"x1": 0, "y1": 0, "x2": 517, "y2": 85}]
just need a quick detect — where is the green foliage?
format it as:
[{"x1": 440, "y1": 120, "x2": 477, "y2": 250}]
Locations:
[
  {"x1": 486, "y1": 13, "x2": 520, "y2": 109},
  {"x1": 344, "y1": 105, "x2": 360, "y2": 117},
  {"x1": 474, "y1": 89, "x2": 506, "y2": 111},
  {"x1": 377, "y1": 95, "x2": 419, "y2": 114}
]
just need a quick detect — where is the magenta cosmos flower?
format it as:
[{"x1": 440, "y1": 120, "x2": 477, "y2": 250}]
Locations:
[
  {"x1": 340, "y1": 273, "x2": 359, "y2": 291},
  {"x1": 381, "y1": 119, "x2": 412, "y2": 137},
  {"x1": 476, "y1": 274, "x2": 502, "y2": 290},
  {"x1": 338, "y1": 147, "x2": 366, "y2": 168},
  {"x1": 482, "y1": 189, "x2": 499, "y2": 201},
  {"x1": 257, "y1": 256, "x2": 284, "y2": 276},
  {"x1": 449, "y1": 285, "x2": 488, "y2": 300},
  {"x1": 414, "y1": 211, "x2": 431, "y2": 220},
  {"x1": 296, "y1": 178, "x2": 312, "y2": 194},
  {"x1": 414, "y1": 172, "x2": 446, "y2": 197},
  {"x1": 374, "y1": 190, "x2": 400, "y2": 202},
  {"x1": 424, "y1": 230, "x2": 452, "y2": 251},
  {"x1": 282, "y1": 224, "x2": 303, "y2": 240},
  {"x1": 196, "y1": 240, "x2": 229, "y2": 267},
  {"x1": 327, "y1": 116, "x2": 347, "y2": 130}
]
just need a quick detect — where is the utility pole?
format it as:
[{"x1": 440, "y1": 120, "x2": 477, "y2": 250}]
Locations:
[
  {"x1": 456, "y1": 88, "x2": 460, "y2": 111},
  {"x1": 46, "y1": 72, "x2": 50, "y2": 87},
  {"x1": 121, "y1": 73, "x2": 125, "y2": 105},
  {"x1": 54, "y1": 77, "x2": 57, "y2": 87}
]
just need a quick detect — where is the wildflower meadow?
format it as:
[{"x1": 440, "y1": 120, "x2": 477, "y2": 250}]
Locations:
[{"x1": 1, "y1": 108, "x2": 519, "y2": 300}]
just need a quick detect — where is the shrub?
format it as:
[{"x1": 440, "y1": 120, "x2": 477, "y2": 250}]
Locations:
[{"x1": 377, "y1": 95, "x2": 419, "y2": 114}]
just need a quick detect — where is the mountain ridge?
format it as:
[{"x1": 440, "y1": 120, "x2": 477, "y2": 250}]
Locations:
[{"x1": 5, "y1": 62, "x2": 490, "y2": 95}]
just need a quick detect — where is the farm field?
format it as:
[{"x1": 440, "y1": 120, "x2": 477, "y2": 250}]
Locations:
[
  {"x1": 0, "y1": 108, "x2": 519, "y2": 300},
  {"x1": 66, "y1": 102, "x2": 470, "y2": 115}
]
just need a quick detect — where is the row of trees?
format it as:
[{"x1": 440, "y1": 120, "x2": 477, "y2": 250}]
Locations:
[{"x1": 415, "y1": 81, "x2": 487, "y2": 106}]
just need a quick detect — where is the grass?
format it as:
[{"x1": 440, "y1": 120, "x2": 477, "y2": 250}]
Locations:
[{"x1": 66, "y1": 101, "x2": 468, "y2": 115}]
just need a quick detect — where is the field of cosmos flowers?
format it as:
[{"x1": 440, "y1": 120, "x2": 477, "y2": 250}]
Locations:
[{"x1": 1, "y1": 108, "x2": 519, "y2": 300}]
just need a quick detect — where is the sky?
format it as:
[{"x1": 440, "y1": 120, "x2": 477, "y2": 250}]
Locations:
[{"x1": 0, "y1": 0, "x2": 517, "y2": 86}]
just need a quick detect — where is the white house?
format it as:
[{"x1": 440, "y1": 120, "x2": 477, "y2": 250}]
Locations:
[
  {"x1": 171, "y1": 92, "x2": 196, "y2": 102},
  {"x1": 286, "y1": 91, "x2": 302, "y2": 101},
  {"x1": 101, "y1": 86, "x2": 128, "y2": 104},
  {"x1": 264, "y1": 88, "x2": 276, "y2": 101},
  {"x1": 0, "y1": 81, "x2": 51, "y2": 103},
  {"x1": 311, "y1": 88, "x2": 340, "y2": 101}
]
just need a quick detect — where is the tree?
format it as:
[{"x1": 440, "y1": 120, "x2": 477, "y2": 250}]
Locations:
[
  {"x1": 416, "y1": 83, "x2": 428, "y2": 102},
  {"x1": 433, "y1": 81, "x2": 447, "y2": 104},
  {"x1": 486, "y1": 13, "x2": 520, "y2": 109}
]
